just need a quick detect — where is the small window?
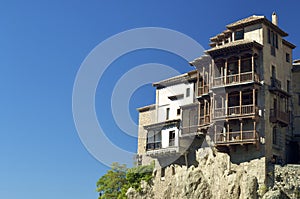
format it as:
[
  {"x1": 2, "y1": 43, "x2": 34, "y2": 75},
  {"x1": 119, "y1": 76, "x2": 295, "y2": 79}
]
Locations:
[
  {"x1": 234, "y1": 29, "x2": 244, "y2": 40},
  {"x1": 271, "y1": 46, "x2": 276, "y2": 56},
  {"x1": 287, "y1": 80, "x2": 290, "y2": 93},
  {"x1": 169, "y1": 130, "x2": 175, "y2": 146},
  {"x1": 166, "y1": 108, "x2": 170, "y2": 120},
  {"x1": 298, "y1": 94, "x2": 300, "y2": 106},
  {"x1": 267, "y1": 28, "x2": 271, "y2": 44},
  {"x1": 161, "y1": 168, "x2": 165, "y2": 178},
  {"x1": 286, "y1": 53, "x2": 290, "y2": 63},
  {"x1": 186, "y1": 88, "x2": 190, "y2": 97},
  {"x1": 177, "y1": 108, "x2": 181, "y2": 115},
  {"x1": 272, "y1": 65, "x2": 276, "y2": 78},
  {"x1": 272, "y1": 127, "x2": 277, "y2": 145}
]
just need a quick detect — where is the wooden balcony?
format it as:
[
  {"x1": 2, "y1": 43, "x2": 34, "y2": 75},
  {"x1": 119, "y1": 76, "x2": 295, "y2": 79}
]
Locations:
[
  {"x1": 182, "y1": 125, "x2": 199, "y2": 135},
  {"x1": 213, "y1": 104, "x2": 257, "y2": 119},
  {"x1": 269, "y1": 109, "x2": 289, "y2": 126},
  {"x1": 199, "y1": 115, "x2": 210, "y2": 126},
  {"x1": 197, "y1": 85, "x2": 209, "y2": 96},
  {"x1": 215, "y1": 130, "x2": 258, "y2": 146},
  {"x1": 270, "y1": 77, "x2": 282, "y2": 90},
  {"x1": 212, "y1": 72, "x2": 259, "y2": 87}
]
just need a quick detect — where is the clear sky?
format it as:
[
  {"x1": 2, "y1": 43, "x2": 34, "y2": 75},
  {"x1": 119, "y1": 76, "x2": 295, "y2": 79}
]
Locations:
[{"x1": 1, "y1": 1, "x2": 300, "y2": 199}]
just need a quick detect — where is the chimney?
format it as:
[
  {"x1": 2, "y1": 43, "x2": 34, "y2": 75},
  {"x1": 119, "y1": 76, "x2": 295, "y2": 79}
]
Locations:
[{"x1": 272, "y1": 12, "x2": 278, "y2": 26}]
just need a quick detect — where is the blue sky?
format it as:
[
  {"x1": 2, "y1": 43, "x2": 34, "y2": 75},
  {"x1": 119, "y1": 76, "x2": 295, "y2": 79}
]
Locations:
[{"x1": 0, "y1": 1, "x2": 299, "y2": 199}]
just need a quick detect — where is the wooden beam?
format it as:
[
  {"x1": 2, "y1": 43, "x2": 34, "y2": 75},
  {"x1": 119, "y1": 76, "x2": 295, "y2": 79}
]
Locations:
[
  {"x1": 252, "y1": 54, "x2": 255, "y2": 81},
  {"x1": 240, "y1": 90, "x2": 242, "y2": 115},
  {"x1": 238, "y1": 56, "x2": 241, "y2": 83}
]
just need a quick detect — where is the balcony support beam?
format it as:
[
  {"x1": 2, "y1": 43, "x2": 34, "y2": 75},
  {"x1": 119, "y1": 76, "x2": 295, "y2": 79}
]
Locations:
[
  {"x1": 224, "y1": 59, "x2": 228, "y2": 85},
  {"x1": 253, "y1": 88, "x2": 256, "y2": 107},
  {"x1": 240, "y1": 120, "x2": 243, "y2": 140},
  {"x1": 252, "y1": 54, "x2": 255, "y2": 81},
  {"x1": 225, "y1": 93, "x2": 228, "y2": 115},
  {"x1": 227, "y1": 123, "x2": 230, "y2": 141},
  {"x1": 238, "y1": 56, "x2": 241, "y2": 83},
  {"x1": 240, "y1": 90, "x2": 242, "y2": 115}
]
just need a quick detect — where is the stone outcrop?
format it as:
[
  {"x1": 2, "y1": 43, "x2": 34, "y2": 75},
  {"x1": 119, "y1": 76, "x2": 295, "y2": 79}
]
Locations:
[
  {"x1": 270, "y1": 165, "x2": 300, "y2": 198},
  {"x1": 127, "y1": 148, "x2": 300, "y2": 199},
  {"x1": 127, "y1": 148, "x2": 261, "y2": 199}
]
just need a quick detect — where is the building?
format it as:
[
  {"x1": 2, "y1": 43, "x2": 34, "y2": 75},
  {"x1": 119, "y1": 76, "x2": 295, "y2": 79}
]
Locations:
[{"x1": 137, "y1": 13, "x2": 298, "y2": 185}]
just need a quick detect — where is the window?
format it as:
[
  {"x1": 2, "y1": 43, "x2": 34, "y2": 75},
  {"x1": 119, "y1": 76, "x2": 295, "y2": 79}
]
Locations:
[
  {"x1": 186, "y1": 88, "x2": 190, "y2": 97},
  {"x1": 272, "y1": 65, "x2": 276, "y2": 78},
  {"x1": 166, "y1": 108, "x2": 170, "y2": 120},
  {"x1": 234, "y1": 29, "x2": 244, "y2": 40},
  {"x1": 287, "y1": 80, "x2": 290, "y2": 93},
  {"x1": 286, "y1": 53, "x2": 290, "y2": 63},
  {"x1": 177, "y1": 108, "x2": 181, "y2": 115},
  {"x1": 161, "y1": 168, "x2": 165, "y2": 178},
  {"x1": 273, "y1": 127, "x2": 277, "y2": 145},
  {"x1": 268, "y1": 28, "x2": 271, "y2": 44},
  {"x1": 168, "y1": 94, "x2": 184, "y2": 100},
  {"x1": 298, "y1": 94, "x2": 300, "y2": 106},
  {"x1": 169, "y1": 130, "x2": 175, "y2": 146},
  {"x1": 146, "y1": 130, "x2": 162, "y2": 150},
  {"x1": 268, "y1": 29, "x2": 278, "y2": 56}
]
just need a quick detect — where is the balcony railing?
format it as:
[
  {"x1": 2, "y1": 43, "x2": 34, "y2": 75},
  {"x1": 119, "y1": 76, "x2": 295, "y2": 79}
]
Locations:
[
  {"x1": 214, "y1": 107, "x2": 226, "y2": 118},
  {"x1": 182, "y1": 125, "x2": 199, "y2": 135},
  {"x1": 213, "y1": 72, "x2": 259, "y2": 87},
  {"x1": 197, "y1": 85, "x2": 209, "y2": 96},
  {"x1": 214, "y1": 105, "x2": 257, "y2": 119},
  {"x1": 169, "y1": 139, "x2": 175, "y2": 147},
  {"x1": 199, "y1": 115, "x2": 210, "y2": 126},
  {"x1": 215, "y1": 130, "x2": 258, "y2": 145},
  {"x1": 269, "y1": 109, "x2": 289, "y2": 125},
  {"x1": 146, "y1": 142, "x2": 161, "y2": 151},
  {"x1": 270, "y1": 77, "x2": 281, "y2": 90}
]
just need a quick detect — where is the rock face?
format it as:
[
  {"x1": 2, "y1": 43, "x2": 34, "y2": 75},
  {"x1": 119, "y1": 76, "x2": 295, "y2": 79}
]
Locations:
[
  {"x1": 127, "y1": 148, "x2": 261, "y2": 199},
  {"x1": 271, "y1": 165, "x2": 300, "y2": 199},
  {"x1": 127, "y1": 148, "x2": 300, "y2": 199}
]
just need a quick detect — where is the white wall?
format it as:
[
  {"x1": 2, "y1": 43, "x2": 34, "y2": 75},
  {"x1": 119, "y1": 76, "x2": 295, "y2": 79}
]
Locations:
[
  {"x1": 157, "y1": 82, "x2": 194, "y2": 122},
  {"x1": 244, "y1": 23, "x2": 263, "y2": 44},
  {"x1": 161, "y1": 126, "x2": 179, "y2": 148}
]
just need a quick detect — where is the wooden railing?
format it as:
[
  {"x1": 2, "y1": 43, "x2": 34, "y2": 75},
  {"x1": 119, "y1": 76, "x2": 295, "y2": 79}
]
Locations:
[
  {"x1": 214, "y1": 105, "x2": 257, "y2": 119},
  {"x1": 214, "y1": 107, "x2": 226, "y2": 118},
  {"x1": 213, "y1": 72, "x2": 259, "y2": 87},
  {"x1": 199, "y1": 115, "x2": 210, "y2": 126},
  {"x1": 215, "y1": 130, "x2": 258, "y2": 145},
  {"x1": 270, "y1": 109, "x2": 289, "y2": 125},
  {"x1": 213, "y1": 76, "x2": 224, "y2": 87},
  {"x1": 182, "y1": 125, "x2": 199, "y2": 135},
  {"x1": 197, "y1": 85, "x2": 209, "y2": 96},
  {"x1": 169, "y1": 139, "x2": 175, "y2": 147}
]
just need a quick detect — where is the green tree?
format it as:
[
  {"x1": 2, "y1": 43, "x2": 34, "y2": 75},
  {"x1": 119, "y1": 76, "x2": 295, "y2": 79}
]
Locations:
[
  {"x1": 96, "y1": 162, "x2": 154, "y2": 199},
  {"x1": 96, "y1": 162, "x2": 127, "y2": 199}
]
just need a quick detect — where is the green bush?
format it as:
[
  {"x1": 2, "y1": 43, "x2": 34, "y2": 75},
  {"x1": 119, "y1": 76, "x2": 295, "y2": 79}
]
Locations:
[{"x1": 96, "y1": 162, "x2": 154, "y2": 199}]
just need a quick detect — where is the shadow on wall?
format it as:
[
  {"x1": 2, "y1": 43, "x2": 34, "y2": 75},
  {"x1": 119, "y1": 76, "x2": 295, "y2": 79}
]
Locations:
[
  {"x1": 157, "y1": 135, "x2": 205, "y2": 168},
  {"x1": 229, "y1": 145, "x2": 264, "y2": 164}
]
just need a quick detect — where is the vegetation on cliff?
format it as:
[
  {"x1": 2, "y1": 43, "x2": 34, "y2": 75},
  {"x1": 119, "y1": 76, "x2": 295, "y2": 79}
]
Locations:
[{"x1": 96, "y1": 162, "x2": 153, "y2": 199}]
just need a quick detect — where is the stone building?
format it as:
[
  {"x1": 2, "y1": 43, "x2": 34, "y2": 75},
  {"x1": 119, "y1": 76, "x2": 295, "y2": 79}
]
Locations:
[{"x1": 136, "y1": 13, "x2": 298, "y2": 186}]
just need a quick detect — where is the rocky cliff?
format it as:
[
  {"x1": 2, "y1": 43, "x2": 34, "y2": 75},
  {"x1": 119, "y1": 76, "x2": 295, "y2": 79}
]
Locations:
[{"x1": 127, "y1": 148, "x2": 300, "y2": 199}]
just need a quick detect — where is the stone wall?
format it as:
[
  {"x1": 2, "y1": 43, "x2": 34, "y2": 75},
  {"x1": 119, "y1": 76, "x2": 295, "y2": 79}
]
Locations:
[{"x1": 137, "y1": 106, "x2": 156, "y2": 155}]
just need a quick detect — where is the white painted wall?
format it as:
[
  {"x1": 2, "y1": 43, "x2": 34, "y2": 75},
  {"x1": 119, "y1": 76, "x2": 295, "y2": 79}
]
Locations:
[
  {"x1": 157, "y1": 82, "x2": 194, "y2": 122},
  {"x1": 244, "y1": 23, "x2": 263, "y2": 44},
  {"x1": 161, "y1": 126, "x2": 179, "y2": 148}
]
